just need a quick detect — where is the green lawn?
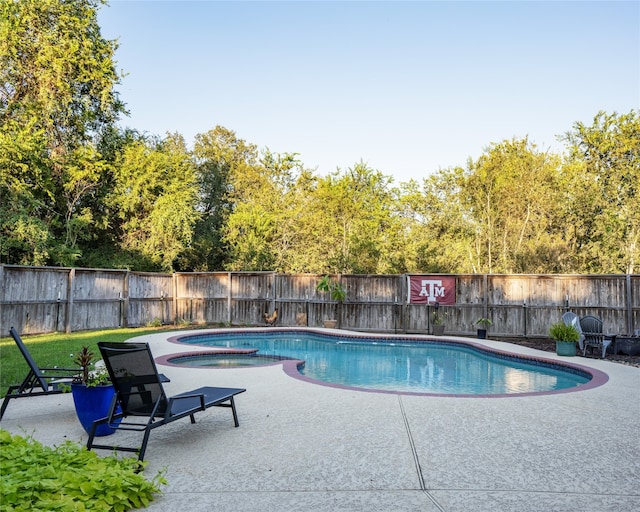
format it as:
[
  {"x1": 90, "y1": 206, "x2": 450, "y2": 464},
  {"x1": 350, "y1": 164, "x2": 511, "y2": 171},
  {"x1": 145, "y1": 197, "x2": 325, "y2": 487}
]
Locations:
[{"x1": 0, "y1": 326, "x2": 191, "y2": 398}]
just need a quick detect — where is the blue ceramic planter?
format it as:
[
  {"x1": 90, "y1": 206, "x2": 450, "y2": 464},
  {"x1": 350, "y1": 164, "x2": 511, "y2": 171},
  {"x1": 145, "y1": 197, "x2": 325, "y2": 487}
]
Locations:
[{"x1": 71, "y1": 383, "x2": 121, "y2": 436}]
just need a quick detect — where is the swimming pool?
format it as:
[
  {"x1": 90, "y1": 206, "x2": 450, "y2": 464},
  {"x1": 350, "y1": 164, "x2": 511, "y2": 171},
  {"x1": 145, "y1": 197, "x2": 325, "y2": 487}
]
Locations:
[{"x1": 162, "y1": 330, "x2": 607, "y2": 397}]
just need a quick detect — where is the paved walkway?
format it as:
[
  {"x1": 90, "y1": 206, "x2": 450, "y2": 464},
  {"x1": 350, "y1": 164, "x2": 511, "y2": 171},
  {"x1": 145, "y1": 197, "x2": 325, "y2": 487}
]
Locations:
[{"x1": 2, "y1": 329, "x2": 639, "y2": 511}]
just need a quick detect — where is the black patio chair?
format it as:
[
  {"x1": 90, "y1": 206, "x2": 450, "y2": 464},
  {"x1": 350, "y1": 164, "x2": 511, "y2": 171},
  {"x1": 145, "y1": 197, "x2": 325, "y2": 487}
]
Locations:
[
  {"x1": 579, "y1": 315, "x2": 614, "y2": 358},
  {"x1": 87, "y1": 342, "x2": 246, "y2": 461},
  {"x1": 1, "y1": 327, "x2": 80, "y2": 420}
]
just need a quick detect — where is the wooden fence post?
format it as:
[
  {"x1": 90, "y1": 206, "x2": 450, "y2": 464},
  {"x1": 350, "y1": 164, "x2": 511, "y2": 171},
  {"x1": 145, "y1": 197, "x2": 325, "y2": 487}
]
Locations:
[
  {"x1": 270, "y1": 271, "x2": 276, "y2": 313},
  {"x1": 123, "y1": 271, "x2": 129, "y2": 328},
  {"x1": 482, "y1": 274, "x2": 488, "y2": 320},
  {"x1": 65, "y1": 268, "x2": 75, "y2": 334},
  {"x1": 626, "y1": 274, "x2": 633, "y2": 334},
  {"x1": 399, "y1": 274, "x2": 406, "y2": 334},
  {"x1": 0, "y1": 265, "x2": 4, "y2": 335},
  {"x1": 227, "y1": 272, "x2": 232, "y2": 325},
  {"x1": 172, "y1": 273, "x2": 177, "y2": 325}
]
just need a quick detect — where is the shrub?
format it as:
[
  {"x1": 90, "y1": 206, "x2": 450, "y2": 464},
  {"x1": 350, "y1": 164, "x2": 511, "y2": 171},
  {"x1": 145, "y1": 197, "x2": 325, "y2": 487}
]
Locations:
[
  {"x1": 316, "y1": 275, "x2": 346, "y2": 302},
  {"x1": 0, "y1": 430, "x2": 166, "y2": 511},
  {"x1": 549, "y1": 322, "x2": 580, "y2": 343}
]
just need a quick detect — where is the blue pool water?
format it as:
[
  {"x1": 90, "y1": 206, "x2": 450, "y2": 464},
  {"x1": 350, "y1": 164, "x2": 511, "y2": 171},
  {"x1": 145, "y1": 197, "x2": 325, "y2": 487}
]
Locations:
[{"x1": 173, "y1": 331, "x2": 592, "y2": 396}]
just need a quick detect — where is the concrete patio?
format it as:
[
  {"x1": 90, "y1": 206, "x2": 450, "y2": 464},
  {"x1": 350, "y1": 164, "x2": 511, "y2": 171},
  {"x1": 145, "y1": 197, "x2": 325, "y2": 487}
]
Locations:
[{"x1": 2, "y1": 330, "x2": 639, "y2": 511}]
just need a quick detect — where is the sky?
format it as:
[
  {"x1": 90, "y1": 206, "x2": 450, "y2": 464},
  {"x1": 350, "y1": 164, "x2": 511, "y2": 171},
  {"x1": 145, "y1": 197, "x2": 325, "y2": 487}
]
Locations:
[{"x1": 98, "y1": 1, "x2": 640, "y2": 183}]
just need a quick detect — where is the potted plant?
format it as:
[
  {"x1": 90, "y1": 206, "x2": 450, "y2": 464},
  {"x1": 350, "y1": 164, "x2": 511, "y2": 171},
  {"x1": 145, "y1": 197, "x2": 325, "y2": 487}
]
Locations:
[
  {"x1": 431, "y1": 302, "x2": 445, "y2": 335},
  {"x1": 71, "y1": 346, "x2": 120, "y2": 436},
  {"x1": 316, "y1": 275, "x2": 346, "y2": 328},
  {"x1": 476, "y1": 317, "x2": 493, "y2": 339},
  {"x1": 549, "y1": 322, "x2": 580, "y2": 356}
]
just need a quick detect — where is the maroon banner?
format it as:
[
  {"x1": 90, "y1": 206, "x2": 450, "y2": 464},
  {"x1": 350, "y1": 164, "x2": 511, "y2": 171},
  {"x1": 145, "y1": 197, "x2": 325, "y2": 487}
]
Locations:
[{"x1": 408, "y1": 276, "x2": 456, "y2": 305}]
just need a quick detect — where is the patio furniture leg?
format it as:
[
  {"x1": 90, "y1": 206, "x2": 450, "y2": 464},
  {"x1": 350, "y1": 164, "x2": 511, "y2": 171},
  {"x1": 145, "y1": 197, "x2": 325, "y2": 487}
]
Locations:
[
  {"x1": 231, "y1": 396, "x2": 240, "y2": 427},
  {"x1": 0, "y1": 396, "x2": 11, "y2": 420}
]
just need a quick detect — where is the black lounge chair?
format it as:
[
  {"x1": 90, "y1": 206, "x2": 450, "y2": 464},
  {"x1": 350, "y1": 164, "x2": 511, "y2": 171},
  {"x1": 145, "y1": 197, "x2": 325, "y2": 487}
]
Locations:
[
  {"x1": 1, "y1": 327, "x2": 80, "y2": 420},
  {"x1": 87, "y1": 342, "x2": 246, "y2": 461}
]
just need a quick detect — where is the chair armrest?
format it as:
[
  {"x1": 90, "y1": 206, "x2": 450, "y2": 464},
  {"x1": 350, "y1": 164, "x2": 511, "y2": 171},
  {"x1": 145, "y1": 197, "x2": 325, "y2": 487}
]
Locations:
[
  {"x1": 40, "y1": 367, "x2": 81, "y2": 372},
  {"x1": 166, "y1": 393, "x2": 205, "y2": 418}
]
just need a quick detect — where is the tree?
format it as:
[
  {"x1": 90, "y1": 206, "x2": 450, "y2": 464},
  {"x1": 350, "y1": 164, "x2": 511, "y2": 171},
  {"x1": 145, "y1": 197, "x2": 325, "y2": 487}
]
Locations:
[
  {"x1": 462, "y1": 138, "x2": 567, "y2": 273},
  {"x1": 1, "y1": 0, "x2": 123, "y2": 150},
  {"x1": 253, "y1": 150, "x2": 312, "y2": 272},
  {"x1": 299, "y1": 162, "x2": 399, "y2": 274},
  {"x1": 0, "y1": 118, "x2": 52, "y2": 264},
  {"x1": 223, "y1": 147, "x2": 307, "y2": 272},
  {"x1": 398, "y1": 168, "x2": 474, "y2": 273},
  {"x1": 109, "y1": 134, "x2": 200, "y2": 271},
  {"x1": 189, "y1": 126, "x2": 261, "y2": 271},
  {"x1": 563, "y1": 110, "x2": 640, "y2": 273},
  {"x1": 0, "y1": 0, "x2": 124, "y2": 265}
]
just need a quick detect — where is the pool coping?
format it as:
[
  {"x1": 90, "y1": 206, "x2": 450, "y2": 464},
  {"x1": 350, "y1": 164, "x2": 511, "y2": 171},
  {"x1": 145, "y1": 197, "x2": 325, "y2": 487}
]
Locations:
[{"x1": 160, "y1": 328, "x2": 609, "y2": 398}]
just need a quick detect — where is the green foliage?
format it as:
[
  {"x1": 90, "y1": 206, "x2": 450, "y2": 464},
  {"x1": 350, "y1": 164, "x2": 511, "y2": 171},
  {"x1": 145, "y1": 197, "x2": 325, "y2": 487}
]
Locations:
[
  {"x1": 563, "y1": 110, "x2": 640, "y2": 273},
  {"x1": 0, "y1": 1, "x2": 636, "y2": 274},
  {"x1": 462, "y1": 137, "x2": 567, "y2": 273},
  {"x1": 303, "y1": 163, "x2": 400, "y2": 274},
  {"x1": 0, "y1": 0, "x2": 124, "y2": 266},
  {"x1": 399, "y1": 168, "x2": 473, "y2": 273},
  {"x1": 1, "y1": 0, "x2": 124, "y2": 145},
  {"x1": 186, "y1": 126, "x2": 243, "y2": 271},
  {"x1": 146, "y1": 318, "x2": 163, "y2": 328},
  {"x1": 316, "y1": 275, "x2": 346, "y2": 302},
  {"x1": 428, "y1": 303, "x2": 448, "y2": 326},
  {"x1": 432, "y1": 311, "x2": 444, "y2": 326},
  {"x1": 223, "y1": 145, "x2": 308, "y2": 272},
  {"x1": 548, "y1": 322, "x2": 580, "y2": 343},
  {"x1": 109, "y1": 135, "x2": 200, "y2": 271},
  {"x1": 2, "y1": 109, "x2": 637, "y2": 273},
  {"x1": 476, "y1": 317, "x2": 493, "y2": 327},
  {"x1": 72, "y1": 346, "x2": 111, "y2": 387},
  {"x1": 0, "y1": 430, "x2": 165, "y2": 511},
  {"x1": 0, "y1": 119, "x2": 55, "y2": 265}
]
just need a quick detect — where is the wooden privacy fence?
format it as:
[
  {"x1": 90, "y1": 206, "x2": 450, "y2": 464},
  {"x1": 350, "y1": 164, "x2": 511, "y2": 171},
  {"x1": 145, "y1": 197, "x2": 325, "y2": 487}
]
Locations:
[{"x1": 1, "y1": 265, "x2": 639, "y2": 337}]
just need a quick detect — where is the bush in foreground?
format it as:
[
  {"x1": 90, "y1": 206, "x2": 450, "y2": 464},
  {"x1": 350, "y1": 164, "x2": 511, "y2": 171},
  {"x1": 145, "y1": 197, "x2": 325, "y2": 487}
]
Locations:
[{"x1": 0, "y1": 430, "x2": 166, "y2": 511}]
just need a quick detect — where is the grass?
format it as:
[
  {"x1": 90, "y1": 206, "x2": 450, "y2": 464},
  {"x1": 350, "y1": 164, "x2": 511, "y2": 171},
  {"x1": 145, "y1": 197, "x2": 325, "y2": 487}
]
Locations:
[{"x1": 0, "y1": 326, "x2": 191, "y2": 398}]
